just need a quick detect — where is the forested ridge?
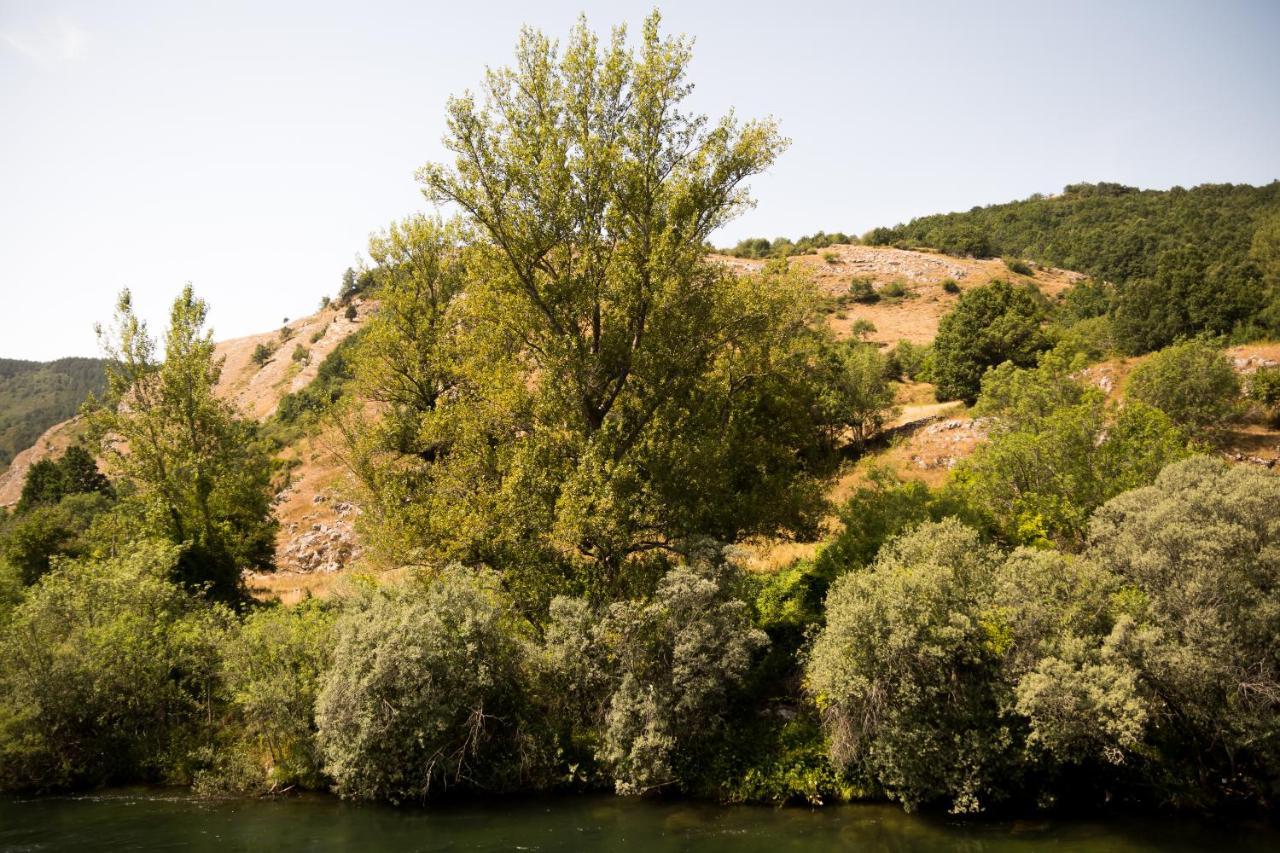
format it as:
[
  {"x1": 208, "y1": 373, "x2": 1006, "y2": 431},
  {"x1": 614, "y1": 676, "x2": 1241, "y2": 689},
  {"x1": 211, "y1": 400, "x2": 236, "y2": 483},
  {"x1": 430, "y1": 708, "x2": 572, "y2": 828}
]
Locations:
[
  {"x1": 0, "y1": 358, "x2": 106, "y2": 470},
  {"x1": 1, "y1": 12, "x2": 1278, "y2": 821},
  {"x1": 865, "y1": 181, "x2": 1280, "y2": 352}
]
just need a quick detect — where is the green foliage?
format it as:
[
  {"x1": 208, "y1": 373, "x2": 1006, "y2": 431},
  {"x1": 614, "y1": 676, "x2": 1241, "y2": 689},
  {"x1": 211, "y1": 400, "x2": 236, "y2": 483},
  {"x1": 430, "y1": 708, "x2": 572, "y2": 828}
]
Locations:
[
  {"x1": 274, "y1": 331, "x2": 362, "y2": 425},
  {"x1": 848, "y1": 276, "x2": 878, "y2": 303},
  {"x1": 0, "y1": 492, "x2": 111, "y2": 585},
  {"x1": 811, "y1": 340, "x2": 895, "y2": 446},
  {"x1": 351, "y1": 13, "x2": 837, "y2": 605},
  {"x1": 84, "y1": 286, "x2": 278, "y2": 603},
  {"x1": 251, "y1": 342, "x2": 275, "y2": 366},
  {"x1": 0, "y1": 357, "x2": 106, "y2": 471},
  {"x1": 931, "y1": 280, "x2": 1048, "y2": 403},
  {"x1": 290, "y1": 343, "x2": 308, "y2": 364},
  {"x1": 807, "y1": 520, "x2": 1015, "y2": 813},
  {"x1": 941, "y1": 277, "x2": 961, "y2": 294},
  {"x1": 16, "y1": 444, "x2": 111, "y2": 513},
  {"x1": 956, "y1": 355, "x2": 1190, "y2": 548},
  {"x1": 880, "y1": 279, "x2": 908, "y2": 299},
  {"x1": 1003, "y1": 257, "x2": 1033, "y2": 276},
  {"x1": 1125, "y1": 339, "x2": 1240, "y2": 429},
  {"x1": 883, "y1": 340, "x2": 930, "y2": 381},
  {"x1": 315, "y1": 567, "x2": 546, "y2": 803},
  {"x1": 543, "y1": 560, "x2": 767, "y2": 795},
  {"x1": 1085, "y1": 457, "x2": 1280, "y2": 807},
  {"x1": 221, "y1": 599, "x2": 337, "y2": 791},
  {"x1": 343, "y1": 303, "x2": 358, "y2": 321},
  {"x1": 0, "y1": 542, "x2": 230, "y2": 791},
  {"x1": 813, "y1": 470, "x2": 973, "y2": 606},
  {"x1": 723, "y1": 231, "x2": 856, "y2": 259},
  {"x1": 869, "y1": 181, "x2": 1280, "y2": 351},
  {"x1": 1247, "y1": 365, "x2": 1280, "y2": 407}
]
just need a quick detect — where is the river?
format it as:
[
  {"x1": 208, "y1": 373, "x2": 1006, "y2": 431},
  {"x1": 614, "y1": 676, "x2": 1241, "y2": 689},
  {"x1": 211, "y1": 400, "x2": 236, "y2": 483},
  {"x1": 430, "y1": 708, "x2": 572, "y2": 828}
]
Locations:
[{"x1": 1, "y1": 790, "x2": 1274, "y2": 851}]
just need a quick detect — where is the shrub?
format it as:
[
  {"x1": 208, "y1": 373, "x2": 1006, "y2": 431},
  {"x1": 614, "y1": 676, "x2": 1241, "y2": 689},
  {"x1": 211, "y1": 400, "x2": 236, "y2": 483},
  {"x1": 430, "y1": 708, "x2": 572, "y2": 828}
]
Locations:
[
  {"x1": 542, "y1": 561, "x2": 767, "y2": 796},
  {"x1": 812, "y1": 341, "x2": 895, "y2": 447},
  {"x1": 848, "y1": 276, "x2": 879, "y2": 304},
  {"x1": 291, "y1": 343, "x2": 309, "y2": 364},
  {"x1": 1246, "y1": 365, "x2": 1280, "y2": 424},
  {"x1": 807, "y1": 520, "x2": 1015, "y2": 813},
  {"x1": 880, "y1": 279, "x2": 908, "y2": 299},
  {"x1": 315, "y1": 567, "x2": 546, "y2": 802},
  {"x1": 957, "y1": 359, "x2": 1189, "y2": 548},
  {"x1": 821, "y1": 250, "x2": 839, "y2": 265},
  {"x1": 930, "y1": 281, "x2": 1048, "y2": 403},
  {"x1": 941, "y1": 277, "x2": 960, "y2": 294},
  {"x1": 1086, "y1": 457, "x2": 1280, "y2": 806},
  {"x1": 1125, "y1": 339, "x2": 1240, "y2": 429},
  {"x1": 221, "y1": 599, "x2": 337, "y2": 791},
  {"x1": 251, "y1": 342, "x2": 275, "y2": 366},
  {"x1": 344, "y1": 304, "x2": 358, "y2": 321},
  {"x1": 1052, "y1": 315, "x2": 1116, "y2": 362},
  {"x1": 1003, "y1": 257, "x2": 1033, "y2": 276},
  {"x1": 1247, "y1": 364, "x2": 1280, "y2": 407},
  {"x1": 597, "y1": 563, "x2": 767, "y2": 795},
  {"x1": 1, "y1": 492, "x2": 111, "y2": 585},
  {"x1": 309, "y1": 323, "x2": 328, "y2": 344},
  {"x1": 0, "y1": 542, "x2": 230, "y2": 791},
  {"x1": 883, "y1": 340, "x2": 930, "y2": 381}
]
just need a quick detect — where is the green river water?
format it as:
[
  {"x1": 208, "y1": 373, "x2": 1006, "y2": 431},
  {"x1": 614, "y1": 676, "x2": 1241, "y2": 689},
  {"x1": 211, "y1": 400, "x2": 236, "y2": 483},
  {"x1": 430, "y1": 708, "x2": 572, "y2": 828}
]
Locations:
[{"x1": 1, "y1": 791, "x2": 1274, "y2": 852}]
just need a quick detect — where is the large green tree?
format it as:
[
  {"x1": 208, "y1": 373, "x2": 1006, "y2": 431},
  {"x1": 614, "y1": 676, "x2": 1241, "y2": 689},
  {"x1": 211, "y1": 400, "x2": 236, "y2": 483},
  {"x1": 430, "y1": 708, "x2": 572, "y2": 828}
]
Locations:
[
  {"x1": 355, "y1": 13, "x2": 844, "y2": 602},
  {"x1": 930, "y1": 281, "x2": 1048, "y2": 404},
  {"x1": 84, "y1": 287, "x2": 277, "y2": 602}
]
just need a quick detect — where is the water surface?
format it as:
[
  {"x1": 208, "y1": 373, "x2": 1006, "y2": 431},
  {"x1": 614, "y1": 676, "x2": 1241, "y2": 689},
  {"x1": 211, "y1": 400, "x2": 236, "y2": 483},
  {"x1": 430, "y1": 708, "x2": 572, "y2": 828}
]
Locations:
[{"x1": 1, "y1": 791, "x2": 1273, "y2": 852}]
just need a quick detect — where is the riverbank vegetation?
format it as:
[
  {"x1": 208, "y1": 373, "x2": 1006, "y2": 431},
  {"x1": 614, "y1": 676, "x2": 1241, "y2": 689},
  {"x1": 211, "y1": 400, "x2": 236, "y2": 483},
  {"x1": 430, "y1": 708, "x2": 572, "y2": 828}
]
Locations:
[{"x1": 1, "y1": 12, "x2": 1278, "y2": 819}]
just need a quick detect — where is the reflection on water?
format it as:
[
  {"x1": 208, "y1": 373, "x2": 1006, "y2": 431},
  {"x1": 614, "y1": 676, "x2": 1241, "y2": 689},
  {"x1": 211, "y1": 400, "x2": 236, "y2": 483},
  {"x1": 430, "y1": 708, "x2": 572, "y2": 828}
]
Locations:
[{"x1": 1, "y1": 790, "x2": 1274, "y2": 852}]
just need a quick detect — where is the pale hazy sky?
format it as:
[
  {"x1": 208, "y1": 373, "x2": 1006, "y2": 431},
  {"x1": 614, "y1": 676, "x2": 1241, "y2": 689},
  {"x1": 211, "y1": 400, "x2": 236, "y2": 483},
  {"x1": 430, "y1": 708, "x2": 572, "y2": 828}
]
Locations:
[{"x1": 2, "y1": 0, "x2": 1278, "y2": 360}]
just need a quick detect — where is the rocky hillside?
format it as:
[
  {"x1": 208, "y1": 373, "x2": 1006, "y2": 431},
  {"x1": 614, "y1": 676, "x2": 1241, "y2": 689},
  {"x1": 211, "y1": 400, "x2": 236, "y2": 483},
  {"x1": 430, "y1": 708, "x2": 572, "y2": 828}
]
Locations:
[
  {"x1": 0, "y1": 297, "x2": 375, "y2": 584},
  {"x1": 713, "y1": 244, "x2": 1082, "y2": 344}
]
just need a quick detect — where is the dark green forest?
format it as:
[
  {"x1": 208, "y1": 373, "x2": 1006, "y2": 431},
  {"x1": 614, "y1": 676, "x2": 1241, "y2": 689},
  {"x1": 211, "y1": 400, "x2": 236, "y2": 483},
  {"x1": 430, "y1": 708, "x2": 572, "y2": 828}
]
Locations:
[{"x1": 0, "y1": 358, "x2": 106, "y2": 470}]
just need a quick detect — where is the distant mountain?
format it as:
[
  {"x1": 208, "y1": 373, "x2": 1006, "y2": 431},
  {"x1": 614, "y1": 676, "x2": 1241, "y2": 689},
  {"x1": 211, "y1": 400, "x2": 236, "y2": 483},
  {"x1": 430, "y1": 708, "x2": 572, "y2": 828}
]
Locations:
[{"x1": 0, "y1": 357, "x2": 107, "y2": 471}]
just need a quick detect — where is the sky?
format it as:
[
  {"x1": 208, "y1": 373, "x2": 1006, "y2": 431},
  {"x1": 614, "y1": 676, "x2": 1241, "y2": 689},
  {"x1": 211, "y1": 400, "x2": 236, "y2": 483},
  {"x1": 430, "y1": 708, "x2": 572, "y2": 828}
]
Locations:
[{"x1": 2, "y1": 0, "x2": 1278, "y2": 361}]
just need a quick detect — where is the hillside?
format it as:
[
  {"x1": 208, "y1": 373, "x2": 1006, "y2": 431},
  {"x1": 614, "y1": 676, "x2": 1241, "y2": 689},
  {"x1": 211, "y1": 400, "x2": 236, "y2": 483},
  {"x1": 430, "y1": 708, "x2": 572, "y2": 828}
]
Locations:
[
  {"x1": 714, "y1": 244, "x2": 1081, "y2": 345},
  {"x1": 0, "y1": 299, "x2": 373, "y2": 581},
  {"x1": 864, "y1": 181, "x2": 1280, "y2": 352},
  {"x1": 0, "y1": 357, "x2": 106, "y2": 472}
]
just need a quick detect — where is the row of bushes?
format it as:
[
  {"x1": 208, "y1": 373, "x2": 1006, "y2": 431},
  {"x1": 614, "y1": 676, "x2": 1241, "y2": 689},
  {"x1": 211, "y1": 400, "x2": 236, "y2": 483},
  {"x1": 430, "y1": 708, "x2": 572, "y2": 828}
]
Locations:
[{"x1": 3, "y1": 450, "x2": 1274, "y2": 813}]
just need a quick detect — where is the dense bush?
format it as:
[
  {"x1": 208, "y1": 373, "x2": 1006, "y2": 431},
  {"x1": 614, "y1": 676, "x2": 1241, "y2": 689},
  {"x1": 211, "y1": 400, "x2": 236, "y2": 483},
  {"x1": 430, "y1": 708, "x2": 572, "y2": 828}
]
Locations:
[
  {"x1": 811, "y1": 341, "x2": 895, "y2": 447},
  {"x1": 220, "y1": 599, "x2": 337, "y2": 791},
  {"x1": 1125, "y1": 339, "x2": 1240, "y2": 429},
  {"x1": 807, "y1": 520, "x2": 1014, "y2": 813},
  {"x1": 883, "y1": 340, "x2": 930, "y2": 381},
  {"x1": 1085, "y1": 457, "x2": 1280, "y2": 807},
  {"x1": 0, "y1": 542, "x2": 230, "y2": 791},
  {"x1": 956, "y1": 355, "x2": 1189, "y2": 547},
  {"x1": 15, "y1": 444, "x2": 111, "y2": 513},
  {"x1": 808, "y1": 456, "x2": 1280, "y2": 813},
  {"x1": 315, "y1": 567, "x2": 546, "y2": 802},
  {"x1": 930, "y1": 281, "x2": 1048, "y2": 403},
  {"x1": 848, "y1": 276, "x2": 878, "y2": 303},
  {"x1": 0, "y1": 491, "x2": 111, "y2": 584},
  {"x1": 541, "y1": 560, "x2": 767, "y2": 796},
  {"x1": 1003, "y1": 257, "x2": 1033, "y2": 276}
]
